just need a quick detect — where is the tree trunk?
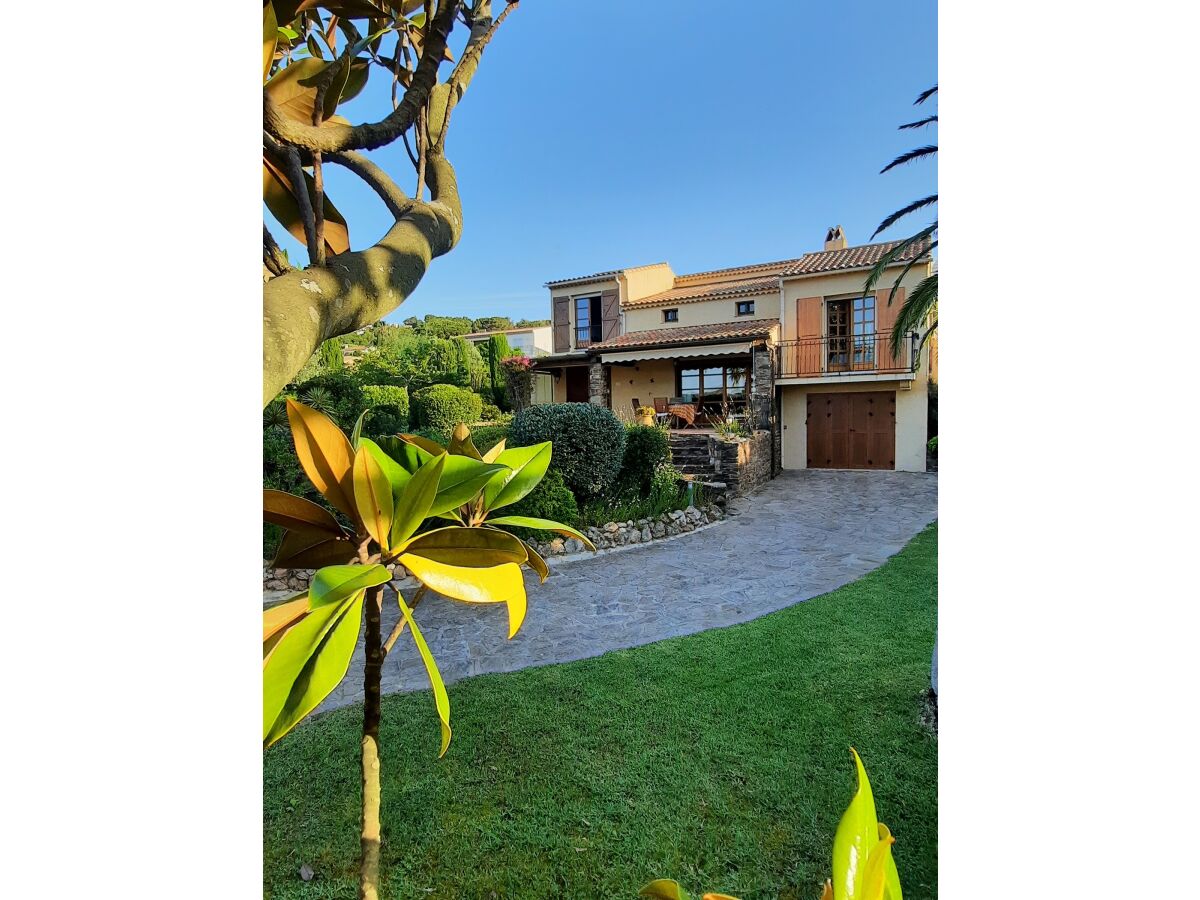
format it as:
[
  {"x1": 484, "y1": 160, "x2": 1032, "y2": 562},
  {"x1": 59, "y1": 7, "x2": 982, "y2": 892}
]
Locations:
[{"x1": 359, "y1": 584, "x2": 385, "y2": 900}]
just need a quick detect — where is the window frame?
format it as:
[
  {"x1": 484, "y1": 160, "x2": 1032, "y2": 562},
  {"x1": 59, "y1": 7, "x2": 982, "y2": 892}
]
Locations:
[
  {"x1": 734, "y1": 299, "x2": 755, "y2": 316},
  {"x1": 574, "y1": 294, "x2": 603, "y2": 347},
  {"x1": 674, "y1": 359, "x2": 751, "y2": 416},
  {"x1": 662, "y1": 308, "x2": 679, "y2": 323}
]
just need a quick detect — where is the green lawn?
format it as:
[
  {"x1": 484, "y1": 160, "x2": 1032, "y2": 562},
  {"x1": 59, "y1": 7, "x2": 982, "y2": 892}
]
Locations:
[{"x1": 264, "y1": 523, "x2": 938, "y2": 899}]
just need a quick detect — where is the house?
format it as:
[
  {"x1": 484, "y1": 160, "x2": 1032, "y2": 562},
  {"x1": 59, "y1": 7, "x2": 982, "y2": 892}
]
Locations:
[
  {"x1": 462, "y1": 324, "x2": 555, "y2": 404},
  {"x1": 531, "y1": 227, "x2": 934, "y2": 473}
]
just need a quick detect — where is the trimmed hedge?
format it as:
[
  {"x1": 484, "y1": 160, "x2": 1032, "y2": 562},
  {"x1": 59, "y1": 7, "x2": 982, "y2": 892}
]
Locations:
[
  {"x1": 509, "y1": 403, "x2": 626, "y2": 500},
  {"x1": 615, "y1": 425, "x2": 671, "y2": 496},
  {"x1": 468, "y1": 424, "x2": 509, "y2": 456},
  {"x1": 360, "y1": 384, "x2": 409, "y2": 435},
  {"x1": 411, "y1": 384, "x2": 482, "y2": 436}
]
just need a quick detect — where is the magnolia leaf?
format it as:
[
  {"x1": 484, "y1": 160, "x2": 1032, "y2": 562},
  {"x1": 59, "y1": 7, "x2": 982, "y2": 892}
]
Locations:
[
  {"x1": 398, "y1": 555, "x2": 527, "y2": 638},
  {"x1": 263, "y1": 489, "x2": 345, "y2": 536},
  {"x1": 359, "y1": 437, "x2": 412, "y2": 495},
  {"x1": 820, "y1": 882, "x2": 834, "y2": 900},
  {"x1": 399, "y1": 432, "x2": 447, "y2": 456},
  {"x1": 285, "y1": 399, "x2": 358, "y2": 522},
  {"x1": 264, "y1": 590, "x2": 364, "y2": 746},
  {"x1": 639, "y1": 881, "x2": 695, "y2": 900},
  {"x1": 399, "y1": 526, "x2": 528, "y2": 567},
  {"x1": 351, "y1": 408, "x2": 368, "y2": 449},
  {"x1": 448, "y1": 423, "x2": 482, "y2": 460},
  {"x1": 482, "y1": 443, "x2": 551, "y2": 511},
  {"x1": 832, "y1": 748, "x2": 880, "y2": 900},
  {"x1": 860, "y1": 825, "x2": 897, "y2": 900},
  {"x1": 272, "y1": 528, "x2": 357, "y2": 569},
  {"x1": 309, "y1": 563, "x2": 390, "y2": 609},
  {"x1": 486, "y1": 516, "x2": 596, "y2": 551},
  {"x1": 264, "y1": 1, "x2": 278, "y2": 83},
  {"x1": 428, "y1": 456, "x2": 508, "y2": 517},
  {"x1": 390, "y1": 452, "x2": 444, "y2": 547},
  {"x1": 523, "y1": 540, "x2": 549, "y2": 583},
  {"x1": 879, "y1": 824, "x2": 903, "y2": 900},
  {"x1": 263, "y1": 156, "x2": 351, "y2": 256},
  {"x1": 376, "y1": 435, "x2": 430, "y2": 474},
  {"x1": 263, "y1": 594, "x2": 310, "y2": 664},
  {"x1": 353, "y1": 447, "x2": 394, "y2": 549},
  {"x1": 396, "y1": 592, "x2": 452, "y2": 756},
  {"x1": 481, "y1": 438, "x2": 507, "y2": 463},
  {"x1": 702, "y1": 895, "x2": 741, "y2": 900},
  {"x1": 265, "y1": 56, "x2": 369, "y2": 124}
]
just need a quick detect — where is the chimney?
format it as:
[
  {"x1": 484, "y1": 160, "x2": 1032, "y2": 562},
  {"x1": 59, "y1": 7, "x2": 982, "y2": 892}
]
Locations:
[{"x1": 824, "y1": 225, "x2": 847, "y2": 251}]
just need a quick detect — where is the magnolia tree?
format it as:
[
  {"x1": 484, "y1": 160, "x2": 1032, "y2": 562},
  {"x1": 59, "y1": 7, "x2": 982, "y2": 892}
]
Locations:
[
  {"x1": 263, "y1": 0, "x2": 519, "y2": 405},
  {"x1": 264, "y1": 402, "x2": 595, "y2": 898}
]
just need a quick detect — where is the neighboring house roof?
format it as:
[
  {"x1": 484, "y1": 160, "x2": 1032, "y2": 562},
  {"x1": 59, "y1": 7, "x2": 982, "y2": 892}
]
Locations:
[
  {"x1": 589, "y1": 320, "x2": 776, "y2": 352},
  {"x1": 673, "y1": 258, "x2": 805, "y2": 285},
  {"x1": 623, "y1": 275, "x2": 780, "y2": 309},
  {"x1": 778, "y1": 239, "x2": 931, "y2": 277},
  {"x1": 544, "y1": 268, "x2": 621, "y2": 287}
]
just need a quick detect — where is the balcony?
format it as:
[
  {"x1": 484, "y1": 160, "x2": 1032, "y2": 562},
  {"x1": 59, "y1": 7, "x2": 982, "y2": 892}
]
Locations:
[{"x1": 776, "y1": 331, "x2": 919, "y2": 381}]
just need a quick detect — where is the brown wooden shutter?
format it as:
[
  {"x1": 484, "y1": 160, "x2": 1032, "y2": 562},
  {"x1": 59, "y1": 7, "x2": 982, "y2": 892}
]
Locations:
[
  {"x1": 793, "y1": 296, "x2": 823, "y2": 376},
  {"x1": 553, "y1": 295, "x2": 571, "y2": 352},
  {"x1": 875, "y1": 287, "x2": 904, "y2": 370},
  {"x1": 600, "y1": 290, "x2": 620, "y2": 341}
]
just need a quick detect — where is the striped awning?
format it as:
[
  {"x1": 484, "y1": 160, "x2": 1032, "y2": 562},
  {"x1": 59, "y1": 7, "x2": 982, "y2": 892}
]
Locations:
[{"x1": 598, "y1": 342, "x2": 754, "y2": 364}]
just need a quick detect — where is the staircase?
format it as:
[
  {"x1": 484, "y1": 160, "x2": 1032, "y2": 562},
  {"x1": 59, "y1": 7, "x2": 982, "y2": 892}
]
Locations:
[{"x1": 668, "y1": 432, "x2": 729, "y2": 505}]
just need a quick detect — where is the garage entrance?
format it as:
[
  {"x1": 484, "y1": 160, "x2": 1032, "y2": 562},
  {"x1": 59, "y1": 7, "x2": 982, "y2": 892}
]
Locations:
[{"x1": 806, "y1": 391, "x2": 896, "y2": 469}]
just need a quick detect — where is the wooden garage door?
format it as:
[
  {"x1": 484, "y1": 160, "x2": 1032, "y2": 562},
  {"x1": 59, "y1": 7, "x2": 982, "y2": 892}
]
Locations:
[{"x1": 807, "y1": 392, "x2": 896, "y2": 469}]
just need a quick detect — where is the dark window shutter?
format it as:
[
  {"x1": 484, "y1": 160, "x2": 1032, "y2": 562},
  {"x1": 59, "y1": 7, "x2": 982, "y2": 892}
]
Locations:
[
  {"x1": 553, "y1": 295, "x2": 571, "y2": 352},
  {"x1": 600, "y1": 290, "x2": 620, "y2": 341}
]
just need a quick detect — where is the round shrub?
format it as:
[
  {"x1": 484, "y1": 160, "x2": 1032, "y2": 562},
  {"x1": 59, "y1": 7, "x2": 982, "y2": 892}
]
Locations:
[
  {"x1": 615, "y1": 424, "x2": 671, "y2": 496},
  {"x1": 295, "y1": 371, "x2": 366, "y2": 429},
  {"x1": 480, "y1": 401, "x2": 503, "y2": 422},
  {"x1": 360, "y1": 384, "x2": 410, "y2": 435},
  {"x1": 508, "y1": 402, "x2": 626, "y2": 500},
  {"x1": 412, "y1": 384, "x2": 483, "y2": 435},
  {"x1": 468, "y1": 424, "x2": 509, "y2": 455}
]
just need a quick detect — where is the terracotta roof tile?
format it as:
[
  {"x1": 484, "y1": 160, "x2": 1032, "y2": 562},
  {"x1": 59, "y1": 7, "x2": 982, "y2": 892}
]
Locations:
[
  {"x1": 779, "y1": 239, "x2": 931, "y2": 276},
  {"x1": 589, "y1": 320, "x2": 776, "y2": 352},
  {"x1": 544, "y1": 268, "x2": 620, "y2": 287},
  {"x1": 624, "y1": 275, "x2": 779, "y2": 308}
]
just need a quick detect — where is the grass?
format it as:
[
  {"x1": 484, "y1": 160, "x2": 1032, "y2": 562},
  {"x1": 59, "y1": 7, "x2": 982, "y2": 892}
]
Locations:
[{"x1": 264, "y1": 523, "x2": 938, "y2": 899}]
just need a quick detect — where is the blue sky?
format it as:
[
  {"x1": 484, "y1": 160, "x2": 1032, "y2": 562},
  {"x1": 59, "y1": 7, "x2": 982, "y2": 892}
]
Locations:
[{"x1": 271, "y1": 1, "x2": 937, "y2": 324}]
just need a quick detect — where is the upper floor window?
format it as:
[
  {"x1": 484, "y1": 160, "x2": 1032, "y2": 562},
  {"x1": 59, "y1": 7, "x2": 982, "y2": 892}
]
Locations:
[
  {"x1": 827, "y1": 296, "x2": 876, "y2": 370},
  {"x1": 575, "y1": 295, "x2": 602, "y2": 346},
  {"x1": 735, "y1": 300, "x2": 755, "y2": 316},
  {"x1": 663, "y1": 308, "x2": 679, "y2": 322}
]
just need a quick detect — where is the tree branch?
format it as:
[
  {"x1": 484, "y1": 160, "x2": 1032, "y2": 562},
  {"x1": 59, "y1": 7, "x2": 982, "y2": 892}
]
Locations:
[
  {"x1": 282, "y1": 144, "x2": 321, "y2": 266},
  {"x1": 326, "y1": 151, "x2": 412, "y2": 219},
  {"x1": 431, "y1": 0, "x2": 517, "y2": 153},
  {"x1": 263, "y1": 225, "x2": 291, "y2": 277},
  {"x1": 263, "y1": 0, "x2": 462, "y2": 154}
]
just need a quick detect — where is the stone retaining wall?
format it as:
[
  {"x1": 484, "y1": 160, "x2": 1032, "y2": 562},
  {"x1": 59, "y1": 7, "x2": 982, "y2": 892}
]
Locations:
[
  {"x1": 263, "y1": 503, "x2": 726, "y2": 591},
  {"x1": 710, "y1": 430, "x2": 774, "y2": 497}
]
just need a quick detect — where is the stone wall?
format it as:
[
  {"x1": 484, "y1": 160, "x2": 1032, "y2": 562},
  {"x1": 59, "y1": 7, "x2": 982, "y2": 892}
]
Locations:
[
  {"x1": 710, "y1": 430, "x2": 774, "y2": 498},
  {"x1": 264, "y1": 505, "x2": 726, "y2": 591},
  {"x1": 588, "y1": 360, "x2": 609, "y2": 407}
]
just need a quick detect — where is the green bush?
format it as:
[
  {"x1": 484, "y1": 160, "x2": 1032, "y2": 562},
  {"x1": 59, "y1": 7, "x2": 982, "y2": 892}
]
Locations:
[
  {"x1": 505, "y1": 468, "x2": 580, "y2": 541},
  {"x1": 295, "y1": 372, "x2": 366, "y2": 429},
  {"x1": 579, "y1": 463, "x2": 689, "y2": 526},
  {"x1": 615, "y1": 425, "x2": 671, "y2": 496},
  {"x1": 359, "y1": 384, "x2": 409, "y2": 435},
  {"x1": 411, "y1": 384, "x2": 483, "y2": 435},
  {"x1": 480, "y1": 401, "x2": 503, "y2": 422},
  {"x1": 468, "y1": 424, "x2": 509, "y2": 455},
  {"x1": 509, "y1": 403, "x2": 626, "y2": 500}
]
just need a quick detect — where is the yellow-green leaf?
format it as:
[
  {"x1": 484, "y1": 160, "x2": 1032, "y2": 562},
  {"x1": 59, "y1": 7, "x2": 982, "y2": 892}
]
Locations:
[
  {"x1": 354, "y1": 446, "x2": 394, "y2": 549},
  {"x1": 264, "y1": 1, "x2": 278, "y2": 83},
  {"x1": 390, "y1": 452, "x2": 444, "y2": 547},
  {"x1": 639, "y1": 881, "x2": 694, "y2": 900},
  {"x1": 263, "y1": 156, "x2": 351, "y2": 256},
  {"x1": 832, "y1": 747, "x2": 880, "y2": 900},
  {"x1": 448, "y1": 423, "x2": 483, "y2": 460},
  {"x1": 396, "y1": 592, "x2": 452, "y2": 756},
  {"x1": 482, "y1": 438, "x2": 507, "y2": 463},
  {"x1": 309, "y1": 563, "x2": 390, "y2": 609},
  {"x1": 360, "y1": 437, "x2": 412, "y2": 495},
  {"x1": 271, "y1": 528, "x2": 357, "y2": 569},
  {"x1": 263, "y1": 489, "x2": 345, "y2": 536},
  {"x1": 399, "y1": 432, "x2": 447, "y2": 456},
  {"x1": 428, "y1": 456, "x2": 508, "y2": 517},
  {"x1": 263, "y1": 594, "x2": 309, "y2": 664},
  {"x1": 860, "y1": 825, "x2": 897, "y2": 900},
  {"x1": 879, "y1": 824, "x2": 902, "y2": 900},
  {"x1": 264, "y1": 590, "x2": 363, "y2": 746},
  {"x1": 285, "y1": 399, "x2": 358, "y2": 522},
  {"x1": 399, "y1": 526, "x2": 528, "y2": 567},
  {"x1": 483, "y1": 442, "x2": 552, "y2": 511},
  {"x1": 485, "y1": 516, "x2": 596, "y2": 551},
  {"x1": 376, "y1": 435, "x2": 430, "y2": 474},
  {"x1": 398, "y1": 555, "x2": 527, "y2": 638},
  {"x1": 523, "y1": 540, "x2": 549, "y2": 583}
]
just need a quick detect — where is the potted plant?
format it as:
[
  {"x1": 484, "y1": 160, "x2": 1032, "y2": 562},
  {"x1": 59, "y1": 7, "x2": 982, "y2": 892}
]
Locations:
[{"x1": 635, "y1": 405, "x2": 656, "y2": 426}]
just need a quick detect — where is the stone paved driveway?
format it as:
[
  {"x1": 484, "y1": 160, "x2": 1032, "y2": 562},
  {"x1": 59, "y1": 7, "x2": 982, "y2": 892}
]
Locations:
[{"x1": 317, "y1": 469, "x2": 938, "y2": 713}]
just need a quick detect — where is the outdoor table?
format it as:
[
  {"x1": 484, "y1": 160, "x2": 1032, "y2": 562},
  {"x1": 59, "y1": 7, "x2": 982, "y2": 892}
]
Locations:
[{"x1": 667, "y1": 403, "x2": 697, "y2": 428}]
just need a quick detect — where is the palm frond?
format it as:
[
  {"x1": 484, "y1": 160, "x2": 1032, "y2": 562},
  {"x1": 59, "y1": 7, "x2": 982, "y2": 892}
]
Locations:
[
  {"x1": 880, "y1": 145, "x2": 938, "y2": 175},
  {"x1": 863, "y1": 224, "x2": 936, "y2": 297},
  {"x1": 871, "y1": 195, "x2": 938, "y2": 239},
  {"x1": 884, "y1": 240, "x2": 937, "y2": 310},
  {"x1": 890, "y1": 272, "x2": 938, "y2": 356},
  {"x1": 899, "y1": 114, "x2": 938, "y2": 130},
  {"x1": 914, "y1": 85, "x2": 938, "y2": 105}
]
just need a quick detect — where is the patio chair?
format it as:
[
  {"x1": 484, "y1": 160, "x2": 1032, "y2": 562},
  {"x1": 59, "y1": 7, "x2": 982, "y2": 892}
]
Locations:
[{"x1": 653, "y1": 397, "x2": 670, "y2": 426}]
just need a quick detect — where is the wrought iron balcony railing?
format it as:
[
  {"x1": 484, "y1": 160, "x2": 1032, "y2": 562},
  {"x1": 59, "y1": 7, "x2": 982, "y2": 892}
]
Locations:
[{"x1": 776, "y1": 331, "x2": 919, "y2": 379}]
